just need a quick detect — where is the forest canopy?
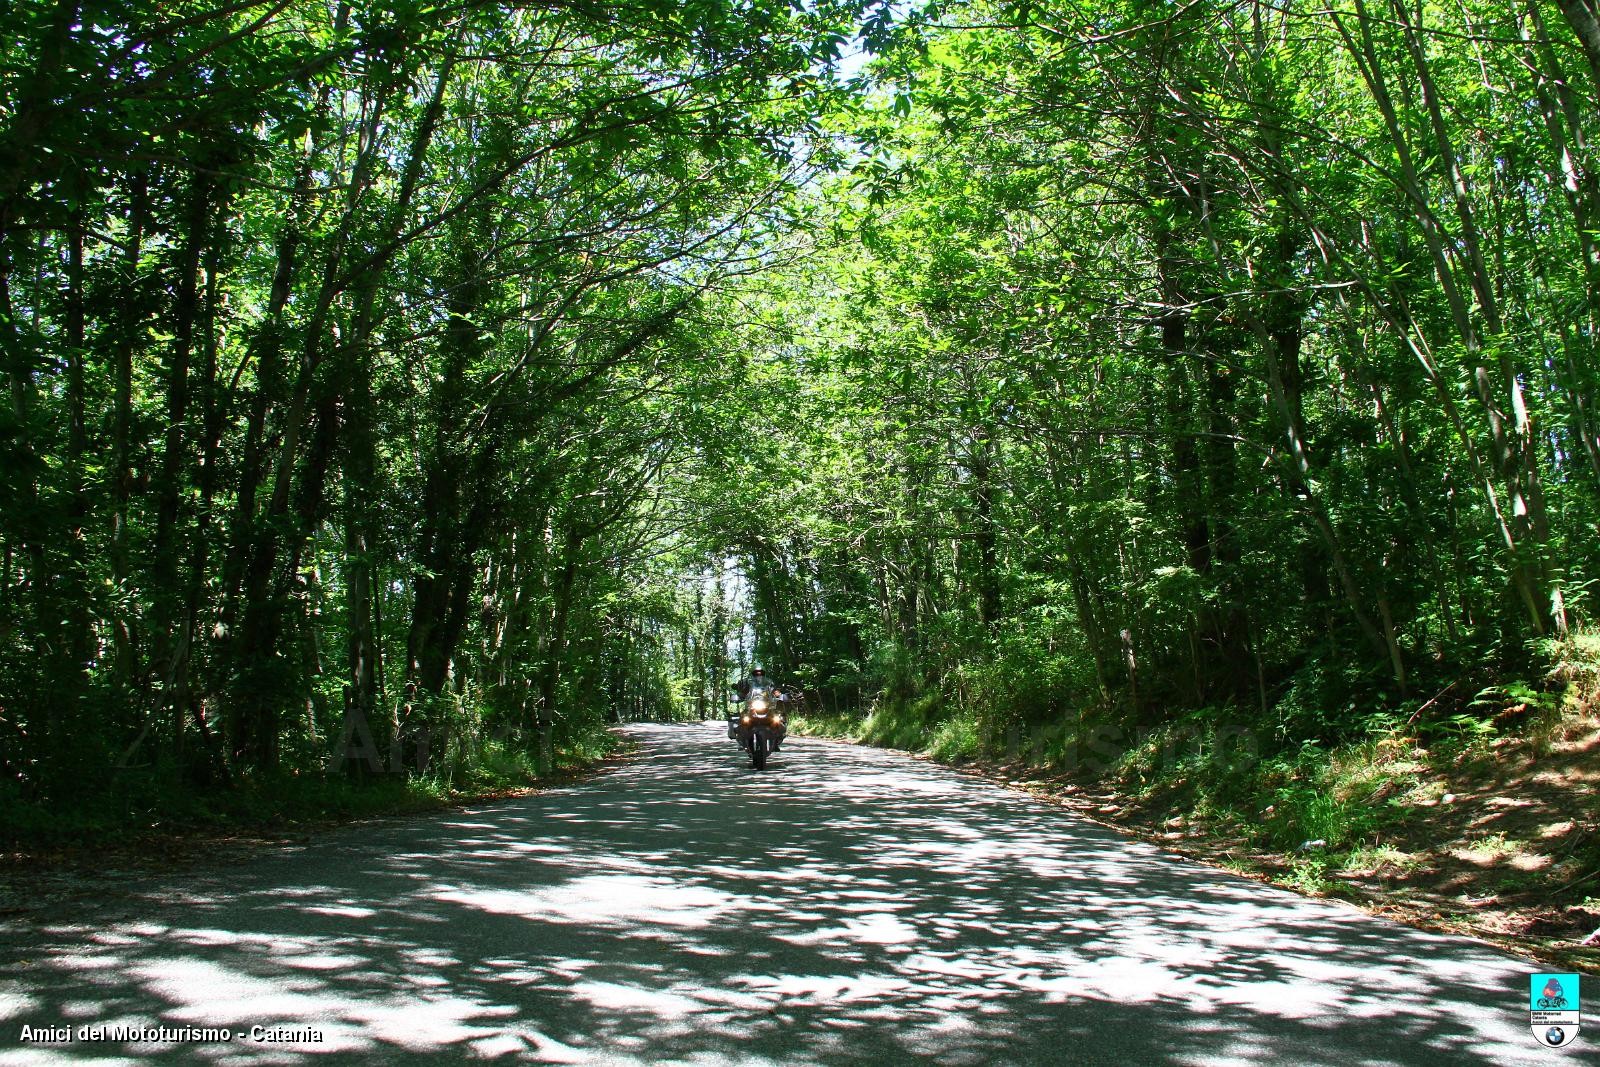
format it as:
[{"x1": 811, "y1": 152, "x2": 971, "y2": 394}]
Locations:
[{"x1": 2, "y1": 0, "x2": 1598, "y2": 824}]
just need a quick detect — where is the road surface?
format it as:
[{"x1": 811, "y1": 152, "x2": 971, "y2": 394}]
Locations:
[{"x1": 0, "y1": 724, "x2": 1566, "y2": 1064}]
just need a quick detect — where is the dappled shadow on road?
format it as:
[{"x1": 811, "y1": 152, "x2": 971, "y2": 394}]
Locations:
[{"x1": 0, "y1": 725, "x2": 1546, "y2": 1064}]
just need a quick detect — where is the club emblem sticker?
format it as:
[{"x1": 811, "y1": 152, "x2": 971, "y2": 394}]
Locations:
[{"x1": 1530, "y1": 973, "x2": 1580, "y2": 1049}]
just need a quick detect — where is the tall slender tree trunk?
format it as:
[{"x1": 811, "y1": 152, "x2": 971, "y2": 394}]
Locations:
[
  {"x1": 110, "y1": 172, "x2": 148, "y2": 698},
  {"x1": 150, "y1": 174, "x2": 212, "y2": 753}
]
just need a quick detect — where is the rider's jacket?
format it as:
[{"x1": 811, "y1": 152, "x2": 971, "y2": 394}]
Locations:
[{"x1": 735, "y1": 677, "x2": 770, "y2": 701}]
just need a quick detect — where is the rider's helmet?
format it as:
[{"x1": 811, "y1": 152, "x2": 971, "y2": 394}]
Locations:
[{"x1": 752, "y1": 666, "x2": 765, "y2": 677}]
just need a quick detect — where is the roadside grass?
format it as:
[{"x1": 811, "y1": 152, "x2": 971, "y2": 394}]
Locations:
[
  {"x1": 927, "y1": 712, "x2": 982, "y2": 762},
  {"x1": 859, "y1": 692, "x2": 943, "y2": 750},
  {"x1": 1341, "y1": 844, "x2": 1426, "y2": 877},
  {"x1": 791, "y1": 697, "x2": 984, "y2": 763},
  {"x1": 1457, "y1": 832, "x2": 1516, "y2": 863},
  {"x1": 785, "y1": 708, "x2": 861, "y2": 741}
]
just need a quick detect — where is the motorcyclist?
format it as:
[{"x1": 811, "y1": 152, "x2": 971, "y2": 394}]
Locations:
[
  {"x1": 734, "y1": 666, "x2": 774, "y2": 703},
  {"x1": 730, "y1": 667, "x2": 786, "y2": 736}
]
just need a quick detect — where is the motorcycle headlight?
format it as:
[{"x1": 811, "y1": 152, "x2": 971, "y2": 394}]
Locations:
[
  {"x1": 750, "y1": 699, "x2": 767, "y2": 712},
  {"x1": 771, "y1": 713, "x2": 784, "y2": 727},
  {"x1": 740, "y1": 715, "x2": 752, "y2": 726}
]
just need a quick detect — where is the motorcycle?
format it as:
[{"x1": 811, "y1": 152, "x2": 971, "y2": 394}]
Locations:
[{"x1": 728, "y1": 685, "x2": 787, "y2": 770}]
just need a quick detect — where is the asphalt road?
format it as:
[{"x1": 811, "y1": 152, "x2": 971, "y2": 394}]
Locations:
[{"x1": 0, "y1": 724, "x2": 1568, "y2": 1064}]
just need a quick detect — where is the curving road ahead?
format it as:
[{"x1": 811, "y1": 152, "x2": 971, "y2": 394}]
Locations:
[{"x1": 0, "y1": 725, "x2": 1563, "y2": 1064}]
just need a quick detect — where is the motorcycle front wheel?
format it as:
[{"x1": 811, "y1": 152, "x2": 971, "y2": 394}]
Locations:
[{"x1": 750, "y1": 746, "x2": 768, "y2": 770}]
